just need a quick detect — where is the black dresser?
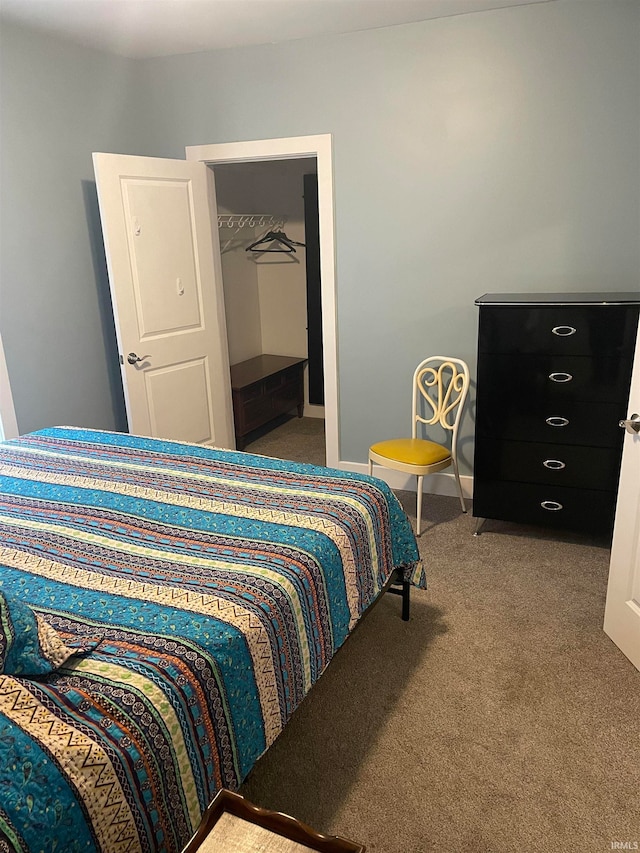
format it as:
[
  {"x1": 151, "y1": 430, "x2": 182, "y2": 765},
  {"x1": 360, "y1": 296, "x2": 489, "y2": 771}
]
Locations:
[{"x1": 472, "y1": 292, "x2": 640, "y2": 536}]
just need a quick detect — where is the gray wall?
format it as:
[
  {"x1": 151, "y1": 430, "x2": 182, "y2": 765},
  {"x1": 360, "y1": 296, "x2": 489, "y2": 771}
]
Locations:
[
  {"x1": 2, "y1": 0, "x2": 639, "y2": 472},
  {"x1": 0, "y1": 22, "x2": 135, "y2": 433}
]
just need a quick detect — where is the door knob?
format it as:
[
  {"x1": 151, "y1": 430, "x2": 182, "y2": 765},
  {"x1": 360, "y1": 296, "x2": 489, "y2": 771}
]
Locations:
[
  {"x1": 619, "y1": 413, "x2": 640, "y2": 434},
  {"x1": 127, "y1": 352, "x2": 144, "y2": 365}
]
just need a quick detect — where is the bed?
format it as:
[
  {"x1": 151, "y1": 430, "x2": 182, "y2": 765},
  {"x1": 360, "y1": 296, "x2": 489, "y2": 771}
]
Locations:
[{"x1": 0, "y1": 427, "x2": 424, "y2": 853}]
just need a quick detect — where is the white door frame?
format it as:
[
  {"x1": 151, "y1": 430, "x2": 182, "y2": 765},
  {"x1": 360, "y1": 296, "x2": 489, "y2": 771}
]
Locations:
[
  {"x1": 186, "y1": 135, "x2": 339, "y2": 469},
  {"x1": 0, "y1": 334, "x2": 18, "y2": 440}
]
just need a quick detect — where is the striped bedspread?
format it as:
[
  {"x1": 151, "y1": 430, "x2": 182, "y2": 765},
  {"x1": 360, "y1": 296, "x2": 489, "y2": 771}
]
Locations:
[{"x1": 0, "y1": 427, "x2": 423, "y2": 853}]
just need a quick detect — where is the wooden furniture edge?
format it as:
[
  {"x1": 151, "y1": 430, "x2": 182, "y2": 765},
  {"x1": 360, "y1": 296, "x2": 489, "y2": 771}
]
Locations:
[{"x1": 182, "y1": 789, "x2": 366, "y2": 852}]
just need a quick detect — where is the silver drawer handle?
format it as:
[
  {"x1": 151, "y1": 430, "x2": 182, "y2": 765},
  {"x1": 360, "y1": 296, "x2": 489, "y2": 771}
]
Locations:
[
  {"x1": 543, "y1": 459, "x2": 566, "y2": 470},
  {"x1": 549, "y1": 372, "x2": 573, "y2": 383},
  {"x1": 541, "y1": 500, "x2": 563, "y2": 511},
  {"x1": 552, "y1": 325, "x2": 577, "y2": 337},
  {"x1": 546, "y1": 416, "x2": 569, "y2": 427}
]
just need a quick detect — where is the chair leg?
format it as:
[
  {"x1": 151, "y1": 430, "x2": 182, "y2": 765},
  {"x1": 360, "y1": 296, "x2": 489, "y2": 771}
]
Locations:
[
  {"x1": 452, "y1": 459, "x2": 467, "y2": 513},
  {"x1": 416, "y1": 475, "x2": 423, "y2": 536},
  {"x1": 368, "y1": 457, "x2": 373, "y2": 476}
]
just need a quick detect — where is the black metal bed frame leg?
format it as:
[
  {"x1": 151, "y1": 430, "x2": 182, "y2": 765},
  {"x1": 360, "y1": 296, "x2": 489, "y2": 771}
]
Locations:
[
  {"x1": 401, "y1": 579, "x2": 410, "y2": 621},
  {"x1": 386, "y1": 571, "x2": 411, "y2": 620}
]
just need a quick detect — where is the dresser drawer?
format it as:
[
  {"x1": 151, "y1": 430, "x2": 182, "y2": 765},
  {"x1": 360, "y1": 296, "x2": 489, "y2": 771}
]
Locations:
[
  {"x1": 478, "y1": 354, "x2": 633, "y2": 404},
  {"x1": 472, "y1": 480, "x2": 616, "y2": 535},
  {"x1": 278, "y1": 379, "x2": 303, "y2": 410},
  {"x1": 474, "y1": 439, "x2": 622, "y2": 491},
  {"x1": 478, "y1": 305, "x2": 639, "y2": 357},
  {"x1": 263, "y1": 364, "x2": 303, "y2": 393},
  {"x1": 264, "y1": 372, "x2": 285, "y2": 392},
  {"x1": 279, "y1": 364, "x2": 304, "y2": 384},
  {"x1": 240, "y1": 395, "x2": 274, "y2": 432},
  {"x1": 476, "y1": 398, "x2": 625, "y2": 447}
]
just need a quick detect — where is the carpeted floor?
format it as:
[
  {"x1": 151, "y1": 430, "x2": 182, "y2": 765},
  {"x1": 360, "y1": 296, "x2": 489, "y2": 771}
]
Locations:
[
  {"x1": 237, "y1": 421, "x2": 639, "y2": 853},
  {"x1": 243, "y1": 415, "x2": 326, "y2": 466}
]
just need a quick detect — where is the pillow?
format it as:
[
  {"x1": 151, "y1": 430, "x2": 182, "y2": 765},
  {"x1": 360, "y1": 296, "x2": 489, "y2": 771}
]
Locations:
[{"x1": 0, "y1": 590, "x2": 98, "y2": 677}]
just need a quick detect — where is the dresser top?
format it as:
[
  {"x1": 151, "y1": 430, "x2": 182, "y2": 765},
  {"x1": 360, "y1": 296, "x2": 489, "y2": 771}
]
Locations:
[
  {"x1": 476, "y1": 292, "x2": 640, "y2": 306},
  {"x1": 230, "y1": 354, "x2": 306, "y2": 389}
]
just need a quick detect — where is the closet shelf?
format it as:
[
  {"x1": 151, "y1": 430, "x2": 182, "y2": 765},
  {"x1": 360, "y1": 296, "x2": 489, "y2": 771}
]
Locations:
[{"x1": 217, "y1": 214, "x2": 286, "y2": 230}]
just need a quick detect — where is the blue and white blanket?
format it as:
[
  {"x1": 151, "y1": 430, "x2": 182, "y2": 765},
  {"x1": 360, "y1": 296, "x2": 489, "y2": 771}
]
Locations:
[{"x1": 0, "y1": 427, "x2": 423, "y2": 852}]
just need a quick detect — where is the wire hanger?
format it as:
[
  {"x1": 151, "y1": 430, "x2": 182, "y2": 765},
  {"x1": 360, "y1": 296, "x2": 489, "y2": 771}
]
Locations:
[{"x1": 245, "y1": 230, "x2": 305, "y2": 254}]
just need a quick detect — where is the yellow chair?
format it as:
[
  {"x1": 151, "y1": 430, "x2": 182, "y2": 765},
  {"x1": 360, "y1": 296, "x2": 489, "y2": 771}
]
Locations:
[{"x1": 368, "y1": 356, "x2": 470, "y2": 535}]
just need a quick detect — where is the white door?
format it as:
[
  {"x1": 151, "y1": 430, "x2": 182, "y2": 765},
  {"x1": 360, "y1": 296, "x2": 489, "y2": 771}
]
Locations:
[
  {"x1": 604, "y1": 327, "x2": 640, "y2": 671},
  {"x1": 93, "y1": 153, "x2": 235, "y2": 448}
]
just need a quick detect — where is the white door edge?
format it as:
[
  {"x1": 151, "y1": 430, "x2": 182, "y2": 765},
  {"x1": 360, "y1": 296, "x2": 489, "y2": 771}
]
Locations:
[
  {"x1": 603, "y1": 321, "x2": 640, "y2": 671},
  {"x1": 185, "y1": 135, "x2": 339, "y2": 469}
]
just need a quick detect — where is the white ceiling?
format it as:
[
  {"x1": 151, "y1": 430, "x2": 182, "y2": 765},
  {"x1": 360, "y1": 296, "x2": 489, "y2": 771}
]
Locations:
[{"x1": 0, "y1": 0, "x2": 553, "y2": 58}]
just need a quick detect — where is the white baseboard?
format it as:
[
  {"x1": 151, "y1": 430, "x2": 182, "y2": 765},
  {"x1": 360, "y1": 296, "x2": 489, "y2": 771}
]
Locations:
[
  {"x1": 304, "y1": 404, "x2": 325, "y2": 419},
  {"x1": 338, "y1": 460, "x2": 474, "y2": 500}
]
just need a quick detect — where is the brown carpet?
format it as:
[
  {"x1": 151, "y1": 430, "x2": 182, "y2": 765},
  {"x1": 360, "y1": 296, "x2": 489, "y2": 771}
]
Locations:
[
  {"x1": 243, "y1": 415, "x2": 326, "y2": 466},
  {"x1": 238, "y1": 477, "x2": 639, "y2": 850}
]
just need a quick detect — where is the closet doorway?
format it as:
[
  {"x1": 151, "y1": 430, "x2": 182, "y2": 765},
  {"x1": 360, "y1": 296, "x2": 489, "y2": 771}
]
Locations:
[
  {"x1": 186, "y1": 135, "x2": 338, "y2": 469},
  {"x1": 213, "y1": 159, "x2": 324, "y2": 465}
]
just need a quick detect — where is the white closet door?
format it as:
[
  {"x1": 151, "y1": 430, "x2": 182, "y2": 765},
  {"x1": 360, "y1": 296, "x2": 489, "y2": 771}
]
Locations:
[{"x1": 93, "y1": 152, "x2": 234, "y2": 447}]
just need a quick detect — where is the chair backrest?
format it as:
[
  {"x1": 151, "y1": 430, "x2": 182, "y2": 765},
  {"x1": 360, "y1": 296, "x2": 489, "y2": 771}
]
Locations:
[{"x1": 411, "y1": 356, "x2": 470, "y2": 455}]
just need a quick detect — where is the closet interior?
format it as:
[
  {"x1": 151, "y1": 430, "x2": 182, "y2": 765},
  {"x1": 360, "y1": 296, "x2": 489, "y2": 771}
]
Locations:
[{"x1": 212, "y1": 158, "x2": 325, "y2": 465}]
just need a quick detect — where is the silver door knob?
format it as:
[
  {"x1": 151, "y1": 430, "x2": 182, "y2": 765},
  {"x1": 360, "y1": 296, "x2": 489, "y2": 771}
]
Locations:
[
  {"x1": 127, "y1": 352, "x2": 144, "y2": 365},
  {"x1": 619, "y1": 413, "x2": 640, "y2": 434}
]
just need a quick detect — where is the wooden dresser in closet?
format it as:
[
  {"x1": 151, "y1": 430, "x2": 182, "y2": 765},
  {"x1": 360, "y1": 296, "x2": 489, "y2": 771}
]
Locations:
[
  {"x1": 472, "y1": 292, "x2": 640, "y2": 536},
  {"x1": 230, "y1": 354, "x2": 306, "y2": 450}
]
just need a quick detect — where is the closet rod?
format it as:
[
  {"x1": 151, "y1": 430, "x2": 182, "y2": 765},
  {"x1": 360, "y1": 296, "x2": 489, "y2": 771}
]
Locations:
[{"x1": 217, "y1": 214, "x2": 286, "y2": 229}]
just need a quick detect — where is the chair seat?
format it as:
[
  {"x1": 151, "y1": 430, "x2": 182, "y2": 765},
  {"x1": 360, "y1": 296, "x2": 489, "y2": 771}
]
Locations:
[{"x1": 369, "y1": 438, "x2": 451, "y2": 467}]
